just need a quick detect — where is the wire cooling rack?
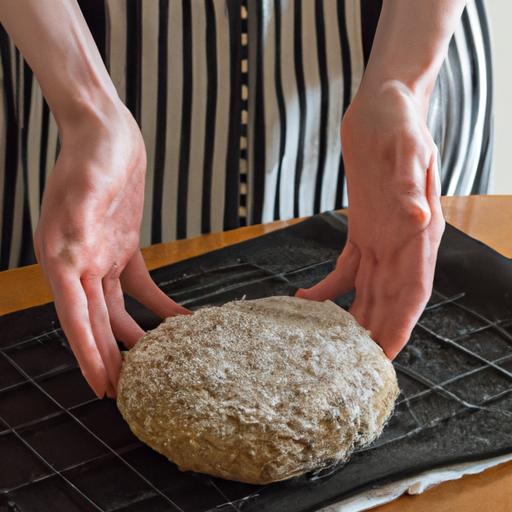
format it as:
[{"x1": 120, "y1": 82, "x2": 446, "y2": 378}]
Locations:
[{"x1": 2, "y1": 216, "x2": 512, "y2": 512}]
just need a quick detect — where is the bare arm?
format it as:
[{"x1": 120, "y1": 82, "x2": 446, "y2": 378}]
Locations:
[
  {"x1": 362, "y1": 0, "x2": 466, "y2": 107},
  {"x1": 0, "y1": 0, "x2": 118, "y2": 127},
  {"x1": 299, "y1": 1, "x2": 466, "y2": 358},
  {"x1": 0, "y1": 1, "x2": 187, "y2": 398}
]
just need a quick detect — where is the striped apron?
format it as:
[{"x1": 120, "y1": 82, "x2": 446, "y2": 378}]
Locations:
[{"x1": 0, "y1": 0, "x2": 493, "y2": 270}]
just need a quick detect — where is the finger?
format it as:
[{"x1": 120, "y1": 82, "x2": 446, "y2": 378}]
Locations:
[
  {"x1": 373, "y1": 281, "x2": 430, "y2": 359},
  {"x1": 81, "y1": 277, "x2": 123, "y2": 398},
  {"x1": 362, "y1": 303, "x2": 390, "y2": 356},
  {"x1": 45, "y1": 268, "x2": 110, "y2": 399},
  {"x1": 364, "y1": 260, "x2": 403, "y2": 353},
  {"x1": 377, "y1": 307, "x2": 421, "y2": 360},
  {"x1": 370, "y1": 153, "x2": 442, "y2": 359},
  {"x1": 121, "y1": 250, "x2": 191, "y2": 318},
  {"x1": 103, "y1": 276, "x2": 145, "y2": 349},
  {"x1": 348, "y1": 254, "x2": 375, "y2": 329},
  {"x1": 296, "y1": 241, "x2": 360, "y2": 301}
]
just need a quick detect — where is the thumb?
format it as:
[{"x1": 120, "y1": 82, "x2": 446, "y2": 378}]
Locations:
[
  {"x1": 296, "y1": 241, "x2": 360, "y2": 301},
  {"x1": 121, "y1": 250, "x2": 191, "y2": 318}
]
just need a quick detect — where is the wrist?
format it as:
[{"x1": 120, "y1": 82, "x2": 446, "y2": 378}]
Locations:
[
  {"x1": 53, "y1": 79, "x2": 122, "y2": 128},
  {"x1": 56, "y1": 85, "x2": 129, "y2": 144},
  {"x1": 360, "y1": 61, "x2": 438, "y2": 110},
  {"x1": 358, "y1": 72, "x2": 433, "y2": 120}
]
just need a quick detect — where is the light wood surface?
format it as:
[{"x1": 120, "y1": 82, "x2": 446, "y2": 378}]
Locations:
[
  {"x1": 1, "y1": 195, "x2": 512, "y2": 511},
  {"x1": 440, "y1": 195, "x2": 512, "y2": 259}
]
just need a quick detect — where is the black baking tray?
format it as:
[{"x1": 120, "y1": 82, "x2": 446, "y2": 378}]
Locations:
[{"x1": 1, "y1": 211, "x2": 512, "y2": 512}]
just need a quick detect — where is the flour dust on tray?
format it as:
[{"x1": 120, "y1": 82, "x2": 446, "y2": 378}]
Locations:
[{"x1": 117, "y1": 296, "x2": 399, "y2": 484}]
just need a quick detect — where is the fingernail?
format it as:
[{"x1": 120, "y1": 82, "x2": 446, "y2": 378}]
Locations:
[{"x1": 90, "y1": 382, "x2": 104, "y2": 400}]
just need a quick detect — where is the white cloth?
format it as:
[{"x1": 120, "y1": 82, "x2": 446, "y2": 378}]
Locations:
[{"x1": 320, "y1": 453, "x2": 512, "y2": 512}]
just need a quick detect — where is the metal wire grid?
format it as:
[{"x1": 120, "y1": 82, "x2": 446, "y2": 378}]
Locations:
[
  {"x1": 359, "y1": 297, "x2": 512, "y2": 453},
  {"x1": 1, "y1": 261, "x2": 512, "y2": 512}
]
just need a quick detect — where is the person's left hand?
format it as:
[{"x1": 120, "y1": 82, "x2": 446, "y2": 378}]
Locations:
[{"x1": 297, "y1": 81, "x2": 445, "y2": 359}]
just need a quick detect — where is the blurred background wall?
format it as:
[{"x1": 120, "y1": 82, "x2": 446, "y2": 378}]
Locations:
[{"x1": 486, "y1": 1, "x2": 512, "y2": 193}]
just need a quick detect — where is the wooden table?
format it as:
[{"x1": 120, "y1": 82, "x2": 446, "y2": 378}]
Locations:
[{"x1": 1, "y1": 195, "x2": 512, "y2": 511}]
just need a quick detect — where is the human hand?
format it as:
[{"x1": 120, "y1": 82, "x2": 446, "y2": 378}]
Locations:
[
  {"x1": 34, "y1": 101, "x2": 188, "y2": 399},
  {"x1": 297, "y1": 81, "x2": 445, "y2": 359}
]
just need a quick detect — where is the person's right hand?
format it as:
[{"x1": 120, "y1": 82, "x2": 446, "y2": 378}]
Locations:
[{"x1": 33, "y1": 101, "x2": 188, "y2": 399}]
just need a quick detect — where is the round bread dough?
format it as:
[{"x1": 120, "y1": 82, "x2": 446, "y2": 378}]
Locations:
[{"x1": 117, "y1": 296, "x2": 399, "y2": 484}]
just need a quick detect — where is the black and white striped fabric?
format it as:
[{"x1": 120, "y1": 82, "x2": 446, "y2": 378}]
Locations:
[{"x1": 0, "y1": 0, "x2": 493, "y2": 270}]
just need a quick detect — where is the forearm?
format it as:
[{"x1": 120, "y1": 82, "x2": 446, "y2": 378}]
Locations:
[
  {"x1": 0, "y1": 0, "x2": 119, "y2": 129},
  {"x1": 360, "y1": 0, "x2": 466, "y2": 108}
]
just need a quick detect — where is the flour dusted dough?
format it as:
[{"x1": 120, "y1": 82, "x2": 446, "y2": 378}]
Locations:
[{"x1": 117, "y1": 296, "x2": 399, "y2": 484}]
